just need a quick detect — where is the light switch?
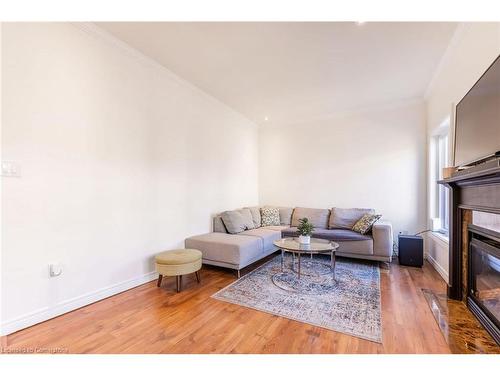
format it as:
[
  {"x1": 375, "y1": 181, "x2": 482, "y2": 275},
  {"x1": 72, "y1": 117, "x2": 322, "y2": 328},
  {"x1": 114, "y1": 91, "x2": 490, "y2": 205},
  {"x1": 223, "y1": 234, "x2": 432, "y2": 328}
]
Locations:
[{"x1": 1, "y1": 161, "x2": 21, "y2": 177}]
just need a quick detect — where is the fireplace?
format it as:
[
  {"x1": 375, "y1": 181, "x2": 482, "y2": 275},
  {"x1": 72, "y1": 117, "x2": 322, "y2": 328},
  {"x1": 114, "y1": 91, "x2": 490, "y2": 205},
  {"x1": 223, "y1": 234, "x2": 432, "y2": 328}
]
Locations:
[
  {"x1": 467, "y1": 225, "x2": 500, "y2": 342},
  {"x1": 468, "y1": 226, "x2": 500, "y2": 343},
  {"x1": 439, "y1": 167, "x2": 500, "y2": 345},
  {"x1": 470, "y1": 239, "x2": 500, "y2": 322}
]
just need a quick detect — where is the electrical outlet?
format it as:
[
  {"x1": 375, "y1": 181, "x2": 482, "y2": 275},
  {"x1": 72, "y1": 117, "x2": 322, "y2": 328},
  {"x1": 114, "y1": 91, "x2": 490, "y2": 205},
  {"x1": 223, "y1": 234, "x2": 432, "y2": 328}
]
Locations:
[
  {"x1": 1, "y1": 161, "x2": 21, "y2": 177},
  {"x1": 49, "y1": 263, "x2": 62, "y2": 277}
]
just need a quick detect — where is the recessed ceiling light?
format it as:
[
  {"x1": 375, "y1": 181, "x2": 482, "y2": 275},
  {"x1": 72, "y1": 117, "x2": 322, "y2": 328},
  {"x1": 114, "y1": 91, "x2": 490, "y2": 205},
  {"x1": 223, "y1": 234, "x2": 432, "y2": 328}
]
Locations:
[
  {"x1": 264, "y1": 116, "x2": 269, "y2": 121},
  {"x1": 356, "y1": 21, "x2": 366, "y2": 25}
]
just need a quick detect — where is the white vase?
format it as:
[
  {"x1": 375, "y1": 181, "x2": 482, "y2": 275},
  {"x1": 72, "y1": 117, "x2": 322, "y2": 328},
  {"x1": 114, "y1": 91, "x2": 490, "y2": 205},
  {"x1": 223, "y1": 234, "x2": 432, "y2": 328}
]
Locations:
[{"x1": 299, "y1": 235, "x2": 311, "y2": 244}]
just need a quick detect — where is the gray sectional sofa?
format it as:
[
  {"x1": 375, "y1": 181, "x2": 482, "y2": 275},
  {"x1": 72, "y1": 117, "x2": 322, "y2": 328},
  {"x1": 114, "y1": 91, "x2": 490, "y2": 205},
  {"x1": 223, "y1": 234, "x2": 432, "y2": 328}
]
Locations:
[{"x1": 185, "y1": 206, "x2": 393, "y2": 275}]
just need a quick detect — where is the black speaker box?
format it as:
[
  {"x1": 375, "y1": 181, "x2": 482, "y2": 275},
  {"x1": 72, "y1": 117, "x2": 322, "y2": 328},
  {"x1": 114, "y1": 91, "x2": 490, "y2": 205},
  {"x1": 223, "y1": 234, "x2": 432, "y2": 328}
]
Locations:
[{"x1": 398, "y1": 234, "x2": 423, "y2": 267}]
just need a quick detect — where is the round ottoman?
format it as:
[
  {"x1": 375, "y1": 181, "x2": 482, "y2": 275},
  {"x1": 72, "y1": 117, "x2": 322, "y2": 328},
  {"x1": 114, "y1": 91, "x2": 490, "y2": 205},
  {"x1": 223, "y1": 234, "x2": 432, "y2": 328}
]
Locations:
[{"x1": 155, "y1": 249, "x2": 202, "y2": 292}]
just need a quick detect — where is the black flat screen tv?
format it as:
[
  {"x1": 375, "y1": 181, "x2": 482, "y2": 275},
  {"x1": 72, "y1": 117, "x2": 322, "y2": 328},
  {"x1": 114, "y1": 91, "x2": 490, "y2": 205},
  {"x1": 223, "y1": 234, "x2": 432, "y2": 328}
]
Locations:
[{"x1": 454, "y1": 55, "x2": 500, "y2": 167}]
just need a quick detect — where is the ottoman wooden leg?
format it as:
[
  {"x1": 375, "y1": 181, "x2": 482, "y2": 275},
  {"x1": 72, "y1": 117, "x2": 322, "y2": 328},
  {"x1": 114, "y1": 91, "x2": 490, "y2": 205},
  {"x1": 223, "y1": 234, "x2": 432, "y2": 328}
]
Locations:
[
  {"x1": 157, "y1": 274, "x2": 163, "y2": 287},
  {"x1": 195, "y1": 271, "x2": 200, "y2": 283},
  {"x1": 176, "y1": 275, "x2": 182, "y2": 293}
]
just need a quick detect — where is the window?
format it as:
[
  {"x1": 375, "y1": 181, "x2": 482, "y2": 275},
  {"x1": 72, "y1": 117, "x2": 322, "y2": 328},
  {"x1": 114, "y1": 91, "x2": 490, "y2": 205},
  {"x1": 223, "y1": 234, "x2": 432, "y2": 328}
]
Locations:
[
  {"x1": 436, "y1": 132, "x2": 449, "y2": 234},
  {"x1": 429, "y1": 116, "x2": 450, "y2": 238}
]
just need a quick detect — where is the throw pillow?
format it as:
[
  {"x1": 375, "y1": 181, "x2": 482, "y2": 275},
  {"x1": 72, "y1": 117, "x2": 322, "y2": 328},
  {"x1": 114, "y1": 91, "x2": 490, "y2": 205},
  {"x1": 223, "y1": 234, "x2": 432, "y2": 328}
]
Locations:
[
  {"x1": 245, "y1": 206, "x2": 262, "y2": 228},
  {"x1": 278, "y1": 207, "x2": 294, "y2": 225},
  {"x1": 352, "y1": 214, "x2": 382, "y2": 235},
  {"x1": 260, "y1": 207, "x2": 281, "y2": 226},
  {"x1": 221, "y1": 209, "x2": 255, "y2": 234},
  {"x1": 239, "y1": 208, "x2": 256, "y2": 230}
]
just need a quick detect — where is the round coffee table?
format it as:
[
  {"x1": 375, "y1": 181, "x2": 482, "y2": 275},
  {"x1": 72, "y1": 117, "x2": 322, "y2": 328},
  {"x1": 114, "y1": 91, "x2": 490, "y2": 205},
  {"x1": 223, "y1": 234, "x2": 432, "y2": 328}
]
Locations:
[{"x1": 273, "y1": 238, "x2": 339, "y2": 279}]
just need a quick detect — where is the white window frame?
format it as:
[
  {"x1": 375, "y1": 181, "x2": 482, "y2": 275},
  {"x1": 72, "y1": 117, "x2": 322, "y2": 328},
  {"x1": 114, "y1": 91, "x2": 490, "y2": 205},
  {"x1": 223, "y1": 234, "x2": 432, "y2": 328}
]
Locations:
[
  {"x1": 431, "y1": 118, "x2": 451, "y2": 237},
  {"x1": 436, "y1": 132, "x2": 449, "y2": 234}
]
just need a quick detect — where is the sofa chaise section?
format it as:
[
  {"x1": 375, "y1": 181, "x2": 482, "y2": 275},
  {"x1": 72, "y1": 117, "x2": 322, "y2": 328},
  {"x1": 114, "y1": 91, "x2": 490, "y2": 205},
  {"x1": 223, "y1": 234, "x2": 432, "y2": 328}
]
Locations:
[
  {"x1": 185, "y1": 216, "x2": 282, "y2": 272},
  {"x1": 185, "y1": 232, "x2": 269, "y2": 271}
]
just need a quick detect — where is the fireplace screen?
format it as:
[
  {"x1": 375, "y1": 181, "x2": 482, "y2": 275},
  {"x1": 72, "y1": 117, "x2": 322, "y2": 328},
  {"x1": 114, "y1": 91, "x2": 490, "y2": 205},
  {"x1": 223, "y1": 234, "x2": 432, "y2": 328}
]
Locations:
[{"x1": 470, "y1": 238, "x2": 500, "y2": 325}]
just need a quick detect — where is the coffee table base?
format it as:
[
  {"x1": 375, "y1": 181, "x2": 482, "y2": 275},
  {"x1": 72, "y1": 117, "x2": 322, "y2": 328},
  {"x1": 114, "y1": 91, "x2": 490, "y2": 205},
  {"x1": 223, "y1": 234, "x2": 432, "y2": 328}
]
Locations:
[
  {"x1": 281, "y1": 249, "x2": 336, "y2": 280},
  {"x1": 271, "y1": 263, "x2": 337, "y2": 294}
]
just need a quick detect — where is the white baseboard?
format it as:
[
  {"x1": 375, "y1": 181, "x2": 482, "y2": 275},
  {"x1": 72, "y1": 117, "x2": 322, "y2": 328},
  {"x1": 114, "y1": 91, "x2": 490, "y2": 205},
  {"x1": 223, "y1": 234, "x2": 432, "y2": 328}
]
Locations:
[
  {"x1": 425, "y1": 253, "x2": 449, "y2": 283},
  {"x1": 0, "y1": 271, "x2": 157, "y2": 336}
]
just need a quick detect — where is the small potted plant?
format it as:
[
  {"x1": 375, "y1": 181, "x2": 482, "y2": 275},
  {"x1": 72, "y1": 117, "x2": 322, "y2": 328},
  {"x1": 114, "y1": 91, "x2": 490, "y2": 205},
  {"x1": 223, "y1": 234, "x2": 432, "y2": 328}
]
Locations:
[{"x1": 297, "y1": 217, "x2": 314, "y2": 244}]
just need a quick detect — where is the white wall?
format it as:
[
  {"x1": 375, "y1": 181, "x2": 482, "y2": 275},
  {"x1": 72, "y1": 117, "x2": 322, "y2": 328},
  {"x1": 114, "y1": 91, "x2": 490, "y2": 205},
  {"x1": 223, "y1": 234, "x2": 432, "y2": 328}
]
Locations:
[
  {"x1": 0, "y1": 23, "x2": 259, "y2": 334},
  {"x1": 424, "y1": 22, "x2": 500, "y2": 282},
  {"x1": 424, "y1": 233, "x2": 449, "y2": 282},
  {"x1": 0, "y1": 23, "x2": 4, "y2": 338},
  {"x1": 426, "y1": 23, "x2": 500, "y2": 134},
  {"x1": 259, "y1": 100, "x2": 427, "y2": 238}
]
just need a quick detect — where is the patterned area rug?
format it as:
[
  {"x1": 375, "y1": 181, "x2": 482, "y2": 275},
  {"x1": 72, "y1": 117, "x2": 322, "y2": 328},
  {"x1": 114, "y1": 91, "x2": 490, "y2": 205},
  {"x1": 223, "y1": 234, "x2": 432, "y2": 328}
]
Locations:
[{"x1": 212, "y1": 254, "x2": 382, "y2": 342}]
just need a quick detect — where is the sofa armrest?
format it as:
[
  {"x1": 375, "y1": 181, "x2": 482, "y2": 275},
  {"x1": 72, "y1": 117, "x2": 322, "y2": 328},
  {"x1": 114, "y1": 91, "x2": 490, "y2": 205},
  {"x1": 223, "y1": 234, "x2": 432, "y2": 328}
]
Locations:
[{"x1": 372, "y1": 221, "x2": 393, "y2": 259}]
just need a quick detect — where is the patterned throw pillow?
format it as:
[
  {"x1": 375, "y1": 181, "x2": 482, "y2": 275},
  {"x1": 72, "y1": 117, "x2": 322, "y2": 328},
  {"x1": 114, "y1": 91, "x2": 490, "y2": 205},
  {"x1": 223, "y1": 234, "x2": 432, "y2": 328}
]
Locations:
[
  {"x1": 260, "y1": 207, "x2": 281, "y2": 226},
  {"x1": 352, "y1": 214, "x2": 382, "y2": 234}
]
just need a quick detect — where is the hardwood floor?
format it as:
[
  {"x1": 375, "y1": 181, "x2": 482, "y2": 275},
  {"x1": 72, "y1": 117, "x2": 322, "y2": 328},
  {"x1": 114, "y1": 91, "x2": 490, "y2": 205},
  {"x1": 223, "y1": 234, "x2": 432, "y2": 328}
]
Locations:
[{"x1": 2, "y1": 255, "x2": 490, "y2": 354}]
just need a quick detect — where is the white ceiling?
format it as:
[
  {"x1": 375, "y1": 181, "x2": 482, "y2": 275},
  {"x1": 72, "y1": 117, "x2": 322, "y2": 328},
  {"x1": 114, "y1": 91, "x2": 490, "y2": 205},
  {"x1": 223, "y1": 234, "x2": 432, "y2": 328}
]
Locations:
[{"x1": 96, "y1": 22, "x2": 458, "y2": 125}]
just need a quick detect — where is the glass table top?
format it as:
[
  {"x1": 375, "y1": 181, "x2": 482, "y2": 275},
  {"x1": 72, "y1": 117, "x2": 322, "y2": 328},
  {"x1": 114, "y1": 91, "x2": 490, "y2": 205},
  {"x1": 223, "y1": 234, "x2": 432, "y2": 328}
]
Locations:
[{"x1": 273, "y1": 238, "x2": 339, "y2": 253}]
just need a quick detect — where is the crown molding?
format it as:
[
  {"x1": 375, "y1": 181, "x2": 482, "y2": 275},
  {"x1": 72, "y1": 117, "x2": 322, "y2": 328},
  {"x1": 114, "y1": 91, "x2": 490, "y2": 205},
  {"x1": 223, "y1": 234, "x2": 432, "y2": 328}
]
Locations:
[{"x1": 267, "y1": 97, "x2": 424, "y2": 128}]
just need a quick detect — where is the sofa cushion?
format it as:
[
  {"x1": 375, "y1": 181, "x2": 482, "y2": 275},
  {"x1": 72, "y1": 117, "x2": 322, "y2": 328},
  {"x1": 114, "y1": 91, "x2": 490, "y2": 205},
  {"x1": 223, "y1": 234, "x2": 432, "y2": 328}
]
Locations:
[
  {"x1": 245, "y1": 206, "x2": 262, "y2": 228},
  {"x1": 282, "y1": 227, "x2": 372, "y2": 241},
  {"x1": 278, "y1": 207, "x2": 294, "y2": 225},
  {"x1": 352, "y1": 214, "x2": 382, "y2": 234},
  {"x1": 281, "y1": 227, "x2": 298, "y2": 237},
  {"x1": 185, "y1": 232, "x2": 263, "y2": 266},
  {"x1": 329, "y1": 207, "x2": 375, "y2": 229},
  {"x1": 213, "y1": 215, "x2": 228, "y2": 233},
  {"x1": 315, "y1": 228, "x2": 372, "y2": 241},
  {"x1": 336, "y1": 240, "x2": 373, "y2": 256},
  {"x1": 221, "y1": 209, "x2": 255, "y2": 234},
  {"x1": 291, "y1": 207, "x2": 330, "y2": 229},
  {"x1": 263, "y1": 225, "x2": 289, "y2": 231},
  {"x1": 239, "y1": 228, "x2": 282, "y2": 252},
  {"x1": 261, "y1": 207, "x2": 281, "y2": 226}
]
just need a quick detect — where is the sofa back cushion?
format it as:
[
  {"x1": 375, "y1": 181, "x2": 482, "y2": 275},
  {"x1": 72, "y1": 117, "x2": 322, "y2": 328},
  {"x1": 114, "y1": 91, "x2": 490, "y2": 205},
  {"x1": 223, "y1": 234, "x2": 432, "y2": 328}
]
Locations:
[
  {"x1": 245, "y1": 206, "x2": 262, "y2": 228},
  {"x1": 221, "y1": 209, "x2": 255, "y2": 234},
  {"x1": 213, "y1": 215, "x2": 228, "y2": 233},
  {"x1": 278, "y1": 207, "x2": 294, "y2": 225},
  {"x1": 329, "y1": 207, "x2": 375, "y2": 229},
  {"x1": 291, "y1": 207, "x2": 330, "y2": 229}
]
